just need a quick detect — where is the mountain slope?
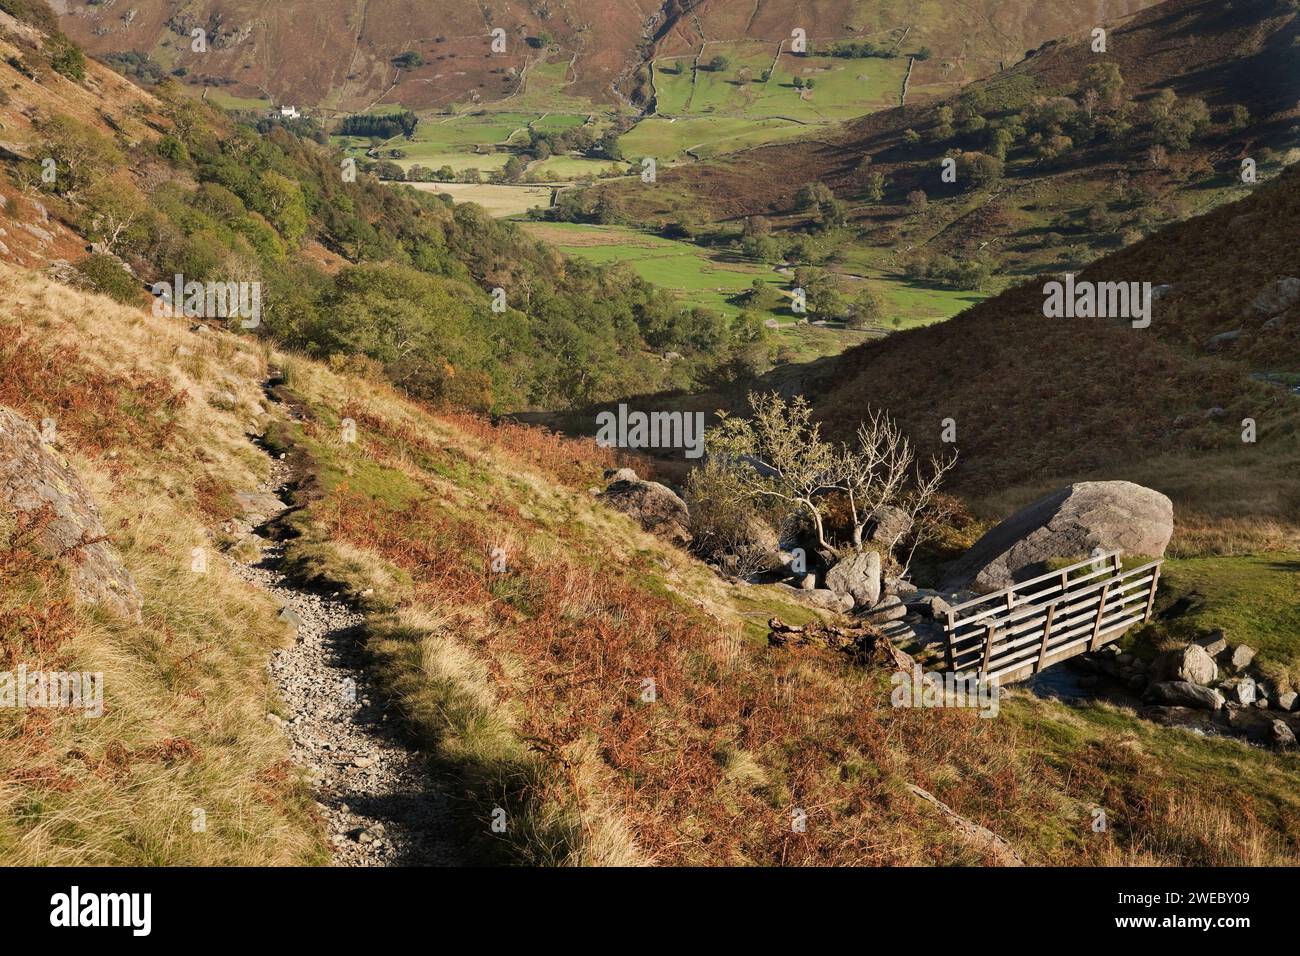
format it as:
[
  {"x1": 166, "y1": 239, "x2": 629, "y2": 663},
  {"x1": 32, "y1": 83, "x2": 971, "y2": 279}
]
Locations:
[
  {"x1": 588, "y1": 0, "x2": 1299, "y2": 282},
  {"x1": 808, "y1": 161, "x2": 1300, "y2": 550},
  {"x1": 53, "y1": 0, "x2": 1163, "y2": 113},
  {"x1": 2, "y1": 1, "x2": 1299, "y2": 869},
  {"x1": 0, "y1": 9, "x2": 763, "y2": 412},
  {"x1": 6, "y1": 251, "x2": 1299, "y2": 866}
]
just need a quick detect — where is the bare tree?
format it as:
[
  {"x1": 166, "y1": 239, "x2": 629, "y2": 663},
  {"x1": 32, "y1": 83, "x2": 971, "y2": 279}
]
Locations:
[{"x1": 705, "y1": 392, "x2": 957, "y2": 562}]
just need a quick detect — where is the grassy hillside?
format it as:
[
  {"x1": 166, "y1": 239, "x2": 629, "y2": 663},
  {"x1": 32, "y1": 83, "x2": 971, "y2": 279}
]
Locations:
[
  {"x1": 0, "y1": 17, "x2": 776, "y2": 413},
  {"x1": 0, "y1": 265, "x2": 324, "y2": 864},
  {"x1": 584, "y1": 0, "x2": 1298, "y2": 298},
  {"x1": 3, "y1": 180, "x2": 1299, "y2": 866}
]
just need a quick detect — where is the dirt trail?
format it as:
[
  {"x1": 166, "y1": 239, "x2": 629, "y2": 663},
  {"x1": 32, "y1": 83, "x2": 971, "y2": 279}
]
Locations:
[{"x1": 227, "y1": 378, "x2": 464, "y2": 866}]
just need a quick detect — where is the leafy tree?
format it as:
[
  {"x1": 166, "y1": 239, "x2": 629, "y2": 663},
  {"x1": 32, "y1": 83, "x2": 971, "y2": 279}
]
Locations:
[
  {"x1": 35, "y1": 115, "x2": 123, "y2": 196},
  {"x1": 1080, "y1": 62, "x2": 1125, "y2": 110},
  {"x1": 957, "y1": 151, "x2": 1003, "y2": 187},
  {"x1": 864, "y1": 170, "x2": 887, "y2": 201},
  {"x1": 845, "y1": 284, "x2": 886, "y2": 329},
  {"x1": 48, "y1": 36, "x2": 85, "y2": 81}
]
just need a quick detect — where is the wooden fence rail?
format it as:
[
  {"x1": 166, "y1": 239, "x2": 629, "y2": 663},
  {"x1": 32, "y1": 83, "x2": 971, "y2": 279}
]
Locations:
[{"x1": 942, "y1": 550, "x2": 1162, "y2": 685}]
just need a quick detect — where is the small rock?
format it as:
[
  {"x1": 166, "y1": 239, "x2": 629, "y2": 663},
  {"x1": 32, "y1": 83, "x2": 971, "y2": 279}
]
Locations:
[
  {"x1": 1229, "y1": 644, "x2": 1256, "y2": 671},
  {"x1": 1278, "y1": 691, "x2": 1298, "y2": 713},
  {"x1": 352, "y1": 756, "x2": 374, "y2": 769},
  {"x1": 1224, "y1": 677, "x2": 1256, "y2": 706},
  {"x1": 1270, "y1": 720, "x2": 1296, "y2": 749},
  {"x1": 1204, "y1": 330, "x2": 1242, "y2": 351}
]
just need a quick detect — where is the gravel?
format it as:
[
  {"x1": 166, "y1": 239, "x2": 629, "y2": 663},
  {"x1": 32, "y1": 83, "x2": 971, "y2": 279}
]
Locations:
[{"x1": 228, "y1": 409, "x2": 464, "y2": 866}]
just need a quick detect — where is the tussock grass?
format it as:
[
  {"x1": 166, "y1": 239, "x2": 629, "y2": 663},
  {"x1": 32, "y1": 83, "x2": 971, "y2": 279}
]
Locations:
[
  {"x1": 0, "y1": 267, "x2": 323, "y2": 865},
  {"x1": 269, "y1": 354, "x2": 1300, "y2": 866}
]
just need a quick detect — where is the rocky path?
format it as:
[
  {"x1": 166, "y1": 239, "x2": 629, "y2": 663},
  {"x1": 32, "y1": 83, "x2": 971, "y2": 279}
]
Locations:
[{"x1": 226, "y1": 390, "x2": 463, "y2": 866}]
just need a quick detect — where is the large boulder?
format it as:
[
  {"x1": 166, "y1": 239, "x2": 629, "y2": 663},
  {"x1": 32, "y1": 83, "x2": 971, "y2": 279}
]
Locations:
[
  {"x1": 1154, "y1": 644, "x2": 1218, "y2": 686},
  {"x1": 1252, "y1": 277, "x2": 1300, "y2": 317},
  {"x1": 1143, "y1": 681, "x2": 1224, "y2": 711},
  {"x1": 599, "y1": 471, "x2": 691, "y2": 548},
  {"x1": 825, "y1": 550, "x2": 882, "y2": 609},
  {"x1": 865, "y1": 505, "x2": 913, "y2": 550},
  {"x1": 0, "y1": 407, "x2": 142, "y2": 621},
  {"x1": 942, "y1": 481, "x2": 1173, "y2": 593}
]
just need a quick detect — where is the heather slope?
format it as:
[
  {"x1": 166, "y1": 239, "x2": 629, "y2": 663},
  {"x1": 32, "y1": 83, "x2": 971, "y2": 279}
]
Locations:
[{"x1": 809, "y1": 163, "x2": 1300, "y2": 549}]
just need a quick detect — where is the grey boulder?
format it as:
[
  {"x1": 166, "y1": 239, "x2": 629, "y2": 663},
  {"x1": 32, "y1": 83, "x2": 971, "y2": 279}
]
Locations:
[
  {"x1": 1252, "y1": 277, "x2": 1300, "y2": 317},
  {"x1": 825, "y1": 550, "x2": 882, "y2": 609},
  {"x1": 599, "y1": 473, "x2": 691, "y2": 548},
  {"x1": 1143, "y1": 681, "x2": 1224, "y2": 711},
  {"x1": 0, "y1": 407, "x2": 142, "y2": 622},
  {"x1": 942, "y1": 481, "x2": 1173, "y2": 594},
  {"x1": 1154, "y1": 644, "x2": 1218, "y2": 686}
]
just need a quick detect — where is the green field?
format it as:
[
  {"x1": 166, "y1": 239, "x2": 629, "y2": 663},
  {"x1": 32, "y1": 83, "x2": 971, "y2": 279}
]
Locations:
[
  {"x1": 332, "y1": 108, "x2": 615, "y2": 179},
  {"x1": 520, "y1": 221, "x2": 788, "y2": 318},
  {"x1": 633, "y1": 40, "x2": 908, "y2": 161},
  {"x1": 530, "y1": 155, "x2": 629, "y2": 180},
  {"x1": 520, "y1": 221, "x2": 983, "y2": 332},
  {"x1": 654, "y1": 44, "x2": 906, "y2": 122},
  {"x1": 620, "y1": 115, "x2": 812, "y2": 163}
]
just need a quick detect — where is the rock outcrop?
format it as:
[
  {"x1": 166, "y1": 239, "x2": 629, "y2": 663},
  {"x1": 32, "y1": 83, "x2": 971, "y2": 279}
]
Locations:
[
  {"x1": 599, "y1": 469, "x2": 691, "y2": 548},
  {"x1": 825, "y1": 550, "x2": 882, "y2": 609},
  {"x1": 942, "y1": 481, "x2": 1173, "y2": 593},
  {"x1": 1252, "y1": 277, "x2": 1300, "y2": 317},
  {"x1": 0, "y1": 407, "x2": 142, "y2": 621}
]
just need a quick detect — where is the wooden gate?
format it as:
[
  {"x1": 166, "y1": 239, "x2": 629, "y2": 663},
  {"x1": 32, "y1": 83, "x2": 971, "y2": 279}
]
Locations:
[{"x1": 942, "y1": 550, "x2": 1162, "y2": 685}]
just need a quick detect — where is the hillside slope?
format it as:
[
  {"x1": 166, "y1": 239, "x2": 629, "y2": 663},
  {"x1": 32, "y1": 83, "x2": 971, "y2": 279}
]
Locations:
[
  {"x1": 5, "y1": 254, "x2": 1299, "y2": 866},
  {"x1": 809, "y1": 162, "x2": 1300, "y2": 550},
  {"x1": 53, "y1": 0, "x2": 1162, "y2": 112},
  {"x1": 0, "y1": 7, "x2": 765, "y2": 412},
  {"x1": 590, "y1": 0, "x2": 1299, "y2": 282}
]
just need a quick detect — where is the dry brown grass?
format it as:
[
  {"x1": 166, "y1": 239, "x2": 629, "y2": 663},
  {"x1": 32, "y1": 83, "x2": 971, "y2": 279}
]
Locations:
[
  {"x1": 271, "y1": 354, "x2": 1300, "y2": 867},
  {"x1": 0, "y1": 267, "x2": 323, "y2": 865}
]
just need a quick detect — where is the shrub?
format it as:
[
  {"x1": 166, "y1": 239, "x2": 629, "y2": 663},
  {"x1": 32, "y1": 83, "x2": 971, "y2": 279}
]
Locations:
[{"x1": 75, "y1": 254, "x2": 142, "y2": 305}]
